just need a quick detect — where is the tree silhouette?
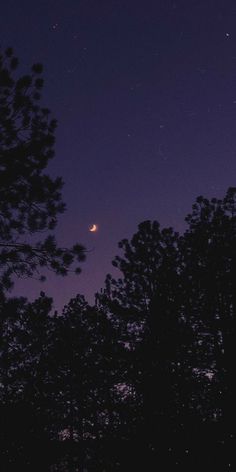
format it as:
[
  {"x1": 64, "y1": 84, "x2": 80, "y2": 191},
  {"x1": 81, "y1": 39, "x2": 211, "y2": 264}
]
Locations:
[
  {"x1": 1, "y1": 189, "x2": 236, "y2": 470},
  {"x1": 182, "y1": 188, "x2": 236, "y2": 459},
  {"x1": 0, "y1": 293, "x2": 54, "y2": 469},
  {"x1": 0, "y1": 47, "x2": 85, "y2": 291},
  {"x1": 97, "y1": 214, "x2": 233, "y2": 468},
  {"x1": 52, "y1": 294, "x2": 124, "y2": 470},
  {"x1": 0, "y1": 291, "x2": 118, "y2": 469},
  {"x1": 97, "y1": 222, "x2": 192, "y2": 464}
]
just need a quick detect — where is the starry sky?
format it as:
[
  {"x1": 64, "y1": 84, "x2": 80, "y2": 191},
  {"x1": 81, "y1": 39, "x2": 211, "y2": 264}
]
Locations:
[{"x1": 1, "y1": 0, "x2": 236, "y2": 309}]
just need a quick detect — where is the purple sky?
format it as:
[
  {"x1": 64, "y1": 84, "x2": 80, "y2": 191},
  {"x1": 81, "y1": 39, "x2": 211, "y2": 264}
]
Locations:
[{"x1": 1, "y1": 0, "x2": 236, "y2": 310}]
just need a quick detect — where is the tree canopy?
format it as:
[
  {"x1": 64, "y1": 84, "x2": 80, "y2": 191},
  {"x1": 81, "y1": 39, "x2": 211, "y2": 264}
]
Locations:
[
  {"x1": 1, "y1": 47, "x2": 235, "y2": 469},
  {"x1": 0, "y1": 47, "x2": 85, "y2": 291}
]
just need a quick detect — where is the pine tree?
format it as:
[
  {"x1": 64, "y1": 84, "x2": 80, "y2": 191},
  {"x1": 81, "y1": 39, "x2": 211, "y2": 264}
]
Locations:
[{"x1": 0, "y1": 47, "x2": 85, "y2": 291}]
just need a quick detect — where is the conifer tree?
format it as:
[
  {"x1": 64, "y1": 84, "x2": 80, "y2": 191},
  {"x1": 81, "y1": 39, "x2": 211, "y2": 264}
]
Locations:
[{"x1": 0, "y1": 47, "x2": 85, "y2": 291}]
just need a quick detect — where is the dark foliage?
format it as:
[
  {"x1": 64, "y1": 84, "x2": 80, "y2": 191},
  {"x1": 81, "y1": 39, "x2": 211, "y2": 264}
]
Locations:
[
  {"x1": 1, "y1": 180, "x2": 236, "y2": 468},
  {"x1": 0, "y1": 48, "x2": 85, "y2": 291}
]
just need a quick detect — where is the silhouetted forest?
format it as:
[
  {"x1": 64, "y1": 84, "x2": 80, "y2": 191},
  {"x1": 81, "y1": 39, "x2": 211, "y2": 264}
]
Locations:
[
  {"x1": 1, "y1": 48, "x2": 235, "y2": 470},
  {"x1": 1, "y1": 190, "x2": 236, "y2": 470}
]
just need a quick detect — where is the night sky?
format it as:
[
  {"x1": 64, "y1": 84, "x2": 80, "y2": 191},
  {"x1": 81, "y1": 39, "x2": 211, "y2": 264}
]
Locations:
[{"x1": 1, "y1": 0, "x2": 236, "y2": 309}]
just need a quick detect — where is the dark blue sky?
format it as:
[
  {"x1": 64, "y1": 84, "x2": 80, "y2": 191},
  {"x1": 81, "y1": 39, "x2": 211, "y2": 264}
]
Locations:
[{"x1": 1, "y1": 0, "x2": 236, "y2": 309}]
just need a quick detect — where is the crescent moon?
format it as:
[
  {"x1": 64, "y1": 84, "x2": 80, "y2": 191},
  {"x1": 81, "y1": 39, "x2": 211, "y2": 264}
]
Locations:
[{"x1": 89, "y1": 224, "x2": 98, "y2": 232}]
